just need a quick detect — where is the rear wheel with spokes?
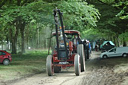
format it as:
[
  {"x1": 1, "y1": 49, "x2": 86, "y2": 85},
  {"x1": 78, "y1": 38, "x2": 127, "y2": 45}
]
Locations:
[
  {"x1": 77, "y1": 44, "x2": 85, "y2": 72},
  {"x1": 46, "y1": 55, "x2": 54, "y2": 76}
]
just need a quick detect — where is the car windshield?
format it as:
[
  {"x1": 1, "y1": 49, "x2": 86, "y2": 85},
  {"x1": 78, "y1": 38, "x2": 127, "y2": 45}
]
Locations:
[
  {"x1": 109, "y1": 48, "x2": 116, "y2": 52},
  {"x1": 0, "y1": 51, "x2": 6, "y2": 55}
]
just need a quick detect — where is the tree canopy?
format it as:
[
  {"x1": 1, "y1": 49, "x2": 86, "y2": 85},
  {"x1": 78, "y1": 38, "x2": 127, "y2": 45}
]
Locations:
[
  {"x1": 85, "y1": 0, "x2": 128, "y2": 46},
  {"x1": 0, "y1": 0, "x2": 128, "y2": 53},
  {"x1": 0, "y1": 0, "x2": 100, "y2": 53}
]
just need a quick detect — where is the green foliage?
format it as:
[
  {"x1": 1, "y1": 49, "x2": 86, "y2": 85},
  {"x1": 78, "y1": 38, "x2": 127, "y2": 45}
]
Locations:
[
  {"x1": 0, "y1": 27, "x2": 6, "y2": 41},
  {"x1": 82, "y1": 28, "x2": 117, "y2": 41},
  {"x1": 82, "y1": 28, "x2": 101, "y2": 41},
  {"x1": 114, "y1": 1, "x2": 128, "y2": 19},
  {"x1": 0, "y1": 1, "x2": 54, "y2": 50},
  {"x1": 119, "y1": 31, "x2": 128, "y2": 41},
  {"x1": 0, "y1": 0, "x2": 101, "y2": 51},
  {"x1": 99, "y1": 0, "x2": 128, "y2": 19},
  {"x1": 86, "y1": 0, "x2": 128, "y2": 46},
  {"x1": 95, "y1": 2, "x2": 120, "y2": 33},
  {"x1": 57, "y1": 1, "x2": 100, "y2": 31},
  {"x1": 100, "y1": 0, "x2": 115, "y2": 4}
]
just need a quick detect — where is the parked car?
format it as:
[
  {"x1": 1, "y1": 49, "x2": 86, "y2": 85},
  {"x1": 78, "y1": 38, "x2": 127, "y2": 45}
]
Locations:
[
  {"x1": 100, "y1": 47, "x2": 128, "y2": 58},
  {"x1": 0, "y1": 50, "x2": 12, "y2": 65}
]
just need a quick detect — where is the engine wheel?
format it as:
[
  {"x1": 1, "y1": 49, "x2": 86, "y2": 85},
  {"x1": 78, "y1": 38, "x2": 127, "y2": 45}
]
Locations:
[
  {"x1": 77, "y1": 44, "x2": 85, "y2": 72},
  {"x1": 122, "y1": 53, "x2": 127, "y2": 57},
  {"x1": 3, "y1": 59, "x2": 10, "y2": 65},
  {"x1": 74, "y1": 54, "x2": 81, "y2": 76},
  {"x1": 46, "y1": 55, "x2": 54, "y2": 76},
  {"x1": 54, "y1": 66, "x2": 61, "y2": 73}
]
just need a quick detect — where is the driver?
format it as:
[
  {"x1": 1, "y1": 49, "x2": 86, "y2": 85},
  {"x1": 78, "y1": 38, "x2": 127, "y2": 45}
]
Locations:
[{"x1": 72, "y1": 35, "x2": 79, "y2": 45}]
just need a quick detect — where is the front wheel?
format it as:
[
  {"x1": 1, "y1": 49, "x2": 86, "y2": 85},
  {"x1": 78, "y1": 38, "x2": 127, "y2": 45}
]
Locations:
[
  {"x1": 103, "y1": 55, "x2": 108, "y2": 59},
  {"x1": 3, "y1": 59, "x2": 10, "y2": 65},
  {"x1": 46, "y1": 55, "x2": 54, "y2": 76},
  {"x1": 74, "y1": 54, "x2": 81, "y2": 76}
]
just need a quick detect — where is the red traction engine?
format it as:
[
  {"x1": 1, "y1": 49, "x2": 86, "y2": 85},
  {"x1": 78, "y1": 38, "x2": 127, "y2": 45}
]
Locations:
[{"x1": 46, "y1": 8, "x2": 85, "y2": 76}]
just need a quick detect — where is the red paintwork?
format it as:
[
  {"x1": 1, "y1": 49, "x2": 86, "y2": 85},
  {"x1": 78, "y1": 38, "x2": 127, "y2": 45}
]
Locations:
[
  {"x1": 52, "y1": 49, "x2": 76, "y2": 69},
  {"x1": 51, "y1": 30, "x2": 80, "y2": 69},
  {"x1": 73, "y1": 45, "x2": 77, "y2": 52},
  {"x1": 53, "y1": 53, "x2": 75, "y2": 62},
  {"x1": 69, "y1": 41, "x2": 73, "y2": 51},
  {"x1": 54, "y1": 64, "x2": 74, "y2": 69},
  {"x1": 52, "y1": 30, "x2": 80, "y2": 36},
  {"x1": 0, "y1": 50, "x2": 12, "y2": 63}
]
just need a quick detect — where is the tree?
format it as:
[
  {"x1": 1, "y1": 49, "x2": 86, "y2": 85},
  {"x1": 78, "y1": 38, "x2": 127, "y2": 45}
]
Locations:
[
  {"x1": 57, "y1": 1, "x2": 100, "y2": 31},
  {"x1": 0, "y1": 0, "x2": 100, "y2": 54},
  {"x1": 86, "y1": 0, "x2": 128, "y2": 46},
  {"x1": 0, "y1": 0, "x2": 53, "y2": 53}
]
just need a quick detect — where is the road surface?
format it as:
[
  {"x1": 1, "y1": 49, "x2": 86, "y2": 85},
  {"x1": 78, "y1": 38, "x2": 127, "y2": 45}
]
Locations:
[{"x1": 2, "y1": 51, "x2": 128, "y2": 85}]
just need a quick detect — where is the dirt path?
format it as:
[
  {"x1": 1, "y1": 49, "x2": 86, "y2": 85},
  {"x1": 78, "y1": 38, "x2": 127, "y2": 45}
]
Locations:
[
  {"x1": 7, "y1": 71, "x2": 86, "y2": 85},
  {"x1": 2, "y1": 51, "x2": 128, "y2": 85}
]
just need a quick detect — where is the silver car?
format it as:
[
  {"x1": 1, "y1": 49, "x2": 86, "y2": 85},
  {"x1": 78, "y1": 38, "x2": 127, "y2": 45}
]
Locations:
[{"x1": 100, "y1": 47, "x2": 128, "y2": 58}]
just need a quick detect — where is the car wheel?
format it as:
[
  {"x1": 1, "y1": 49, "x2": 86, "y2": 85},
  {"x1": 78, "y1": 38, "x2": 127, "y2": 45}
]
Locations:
[
  {"x1": 103, "y1": 55, "x2": 108, "y2": 58},
  {"x1": 122, "y1": 53, "x2": 127, "y2": 57},
  {"x1": 3, "y1": 59, "x2": 10, "y2": 65}
]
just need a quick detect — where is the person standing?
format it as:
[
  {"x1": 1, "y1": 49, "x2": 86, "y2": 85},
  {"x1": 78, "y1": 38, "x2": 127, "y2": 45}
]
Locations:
[{"x1": 95, "y1": 44, "x2": 98, "y2": 51}]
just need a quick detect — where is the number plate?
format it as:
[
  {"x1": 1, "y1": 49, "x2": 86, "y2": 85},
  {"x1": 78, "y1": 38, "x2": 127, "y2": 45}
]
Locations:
[{"x1": 59, "y1": 62, "x2": 69, "y2": 64}]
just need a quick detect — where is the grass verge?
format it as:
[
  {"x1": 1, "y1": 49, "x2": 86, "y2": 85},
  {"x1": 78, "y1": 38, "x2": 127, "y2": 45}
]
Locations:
[{"x1": 0, "y1": 50, "x2": 48, "y2": 81}]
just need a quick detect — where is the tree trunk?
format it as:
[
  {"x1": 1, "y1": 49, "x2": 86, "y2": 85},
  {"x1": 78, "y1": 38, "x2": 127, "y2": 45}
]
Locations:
[
  {"x1": 122, "y1": 36, "x2": 127, "y2": 46},
  {"x1": 116, "y1": 37, "x2": 119, "y2": 47},
  {"x1": 17, "y1": 0, "x2": 21, "y2": 6},
  {"x1": 20, "y1": 21, "x2": 25, "y2": 54},
  {"x1": 11, "y1": 38, "x2": 17, "y2": 54},
  {"x1": 123, "y1": 42, "x2": 126, "y2": 46},
  {"x1": 11, "y1": 24, "x2": 18, "y2": 54},
  {"x1": 43, "y1": 40, "x2": 46, "y2": 49},
  {"x1": 37, "y1": 28, "x2": 40, "y2": 48},
  {"x1": 11, "y1": 28, "x2": 18, "y2": 54},
  {"x1": 27, "y1": 36, "x2": 29, "y2": 49},
  {"x1": 2, "y1": 41, "x2": 4, "y2": 50},
  {"x1": 6, "y1": 38, "x2": 10, "y2": 50},
  {"x1": 48, "y1": 25, "x2": 53, "y2": 55},
  {"x1": 21, "y1": 30, "x2": 25, "y2": 53}
]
